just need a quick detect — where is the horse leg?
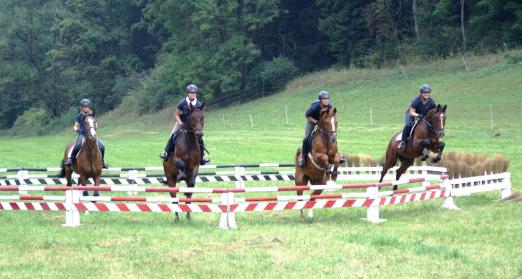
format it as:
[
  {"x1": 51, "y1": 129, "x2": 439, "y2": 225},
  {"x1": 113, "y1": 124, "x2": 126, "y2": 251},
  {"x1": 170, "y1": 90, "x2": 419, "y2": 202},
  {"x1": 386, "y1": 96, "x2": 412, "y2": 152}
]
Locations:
[
  {"x1": 65, "y1": 166, "x2": 73, "y2": 187},
  {"x1": 295, "y1": 171, "x2": 309, "y2": 219},
  {"x1": 379, "y1": 144, "x2": 398, "y2": 183},
  {"x1": 164, "y1": 169, "x2": 180, "y2": 222},
  {"x1": 184, "y1": 173, "x2": 197, "y2": 221},
  {"x1": 93, "y1": 176, "x2": 100, "y2": 197},
  {"x1": 306, "y1": 180, "x2": 325, "y2": 223},
  {"x1": 394, "y1": 159, "x2": 414, "y2": 190},
  {"x1": 420, "y1": 139, "x2": 431, "y2": 161},
  {"x1": 78, "y1": 176, "x2": 89, "y2": 197},
  {"x1": 432, "y1": 141, "x2": 445, "y2": 163}
]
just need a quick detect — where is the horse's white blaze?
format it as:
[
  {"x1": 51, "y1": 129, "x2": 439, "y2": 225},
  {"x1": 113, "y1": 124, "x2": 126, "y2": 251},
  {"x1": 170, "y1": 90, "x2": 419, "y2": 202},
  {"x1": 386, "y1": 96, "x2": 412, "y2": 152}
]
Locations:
[
  {"x1": 330, "y1": 117, "x2": 336, "y2": 132},
  {"x1": 90, "y1": 128, "x2": 96, "y2": 137},
  {"x1": 440, "y1": 114, "x2": 444, "y2": 130},
  {"x1": 87, "y1": 118, "x2": 96, "y2": 136}
]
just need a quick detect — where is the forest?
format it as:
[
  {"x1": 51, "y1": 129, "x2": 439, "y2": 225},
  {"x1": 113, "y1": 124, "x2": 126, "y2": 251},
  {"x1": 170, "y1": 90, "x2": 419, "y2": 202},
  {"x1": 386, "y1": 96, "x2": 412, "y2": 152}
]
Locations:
[{"x1": 1, "y1": 0, "x2": 520, "y2": 131}]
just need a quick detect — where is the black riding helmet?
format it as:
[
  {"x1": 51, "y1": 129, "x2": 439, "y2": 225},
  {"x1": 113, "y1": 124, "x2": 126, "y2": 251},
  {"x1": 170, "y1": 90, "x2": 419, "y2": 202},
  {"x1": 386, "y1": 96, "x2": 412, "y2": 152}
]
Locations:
[
  {"x1": 420, "y1": 84, "x2": 432, "y2": 93},
  {"x1": 80, "y1": 98, "x2": 91, "y2": 107},
  {"x1": 318, "y1": 90, "x2": 330, "y2": 99},
  {"x1": 186, "y1": 84, "x2": 199, "y2": 93}
]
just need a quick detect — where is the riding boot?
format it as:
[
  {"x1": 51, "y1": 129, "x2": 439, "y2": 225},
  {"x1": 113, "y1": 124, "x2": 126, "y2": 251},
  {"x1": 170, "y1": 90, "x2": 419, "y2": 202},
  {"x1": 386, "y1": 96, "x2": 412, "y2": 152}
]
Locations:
[
  {"x1": 97, "y1": 139, "x2": 108, "y2": 169},
  {"x1": 198, "y1": 136, "x2": 210, "y2": 165},
  {"x1": 398, "y1": 125, "x2": 409, "y2": 151},
  {"x1": 160, "y1": 133, "x2": 176, "y2": 161},
  {"x1": 65, "y1": 135, "x2": 84, "y2": 166}
]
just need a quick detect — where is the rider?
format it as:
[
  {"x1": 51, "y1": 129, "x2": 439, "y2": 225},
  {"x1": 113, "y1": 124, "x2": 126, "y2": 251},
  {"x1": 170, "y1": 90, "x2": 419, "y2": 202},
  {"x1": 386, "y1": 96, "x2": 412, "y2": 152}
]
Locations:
[
  {"x1": 159, "y1": 84, "x2": 210, "y2": 165},
  {"x1": 298, "y1": 90, "x2": 345, "y2": 167},
  {"x1": 398, "y1": 84, "x2": 437, "y2": 151},
  {"x1": 64, "y1": 99, "x2": 107, "y2": 168}
]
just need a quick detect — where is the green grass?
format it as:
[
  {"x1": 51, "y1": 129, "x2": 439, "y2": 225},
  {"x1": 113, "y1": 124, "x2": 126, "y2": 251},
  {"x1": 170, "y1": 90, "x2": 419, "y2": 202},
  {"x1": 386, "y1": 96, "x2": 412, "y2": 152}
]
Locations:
[{"x1": 1, "y1": 52, "x2": 522, "y2": 278}]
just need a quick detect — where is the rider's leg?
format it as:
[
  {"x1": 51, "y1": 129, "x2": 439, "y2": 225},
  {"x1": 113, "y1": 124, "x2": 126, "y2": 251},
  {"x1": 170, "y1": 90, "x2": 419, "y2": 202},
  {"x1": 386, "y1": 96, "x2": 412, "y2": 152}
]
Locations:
[
  {"x1": 96, "y1": 139, "x2": 108, "y2": 168},
  {"x1": 399, "y1": 112, "x2": 411, "y2": 151},
  {"x1": 160, "y1": 123, "x2": 182, "y2": 161},
  {"x1": 299, "y1": 121, "x2": 316, "y2": 167},
  {"x1": 197, "y1": 135, "x2": 210, "y2": 165},
  {"x1": 65, "y1": 135, "x2": 84, "y2": 166}
]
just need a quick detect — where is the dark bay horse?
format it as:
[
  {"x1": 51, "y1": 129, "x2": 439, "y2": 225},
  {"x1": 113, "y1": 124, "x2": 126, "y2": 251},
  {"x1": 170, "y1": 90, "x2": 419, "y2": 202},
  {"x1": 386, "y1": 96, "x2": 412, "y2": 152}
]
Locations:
[
  {"x1": 379, "y1": 105, "x2": 447, "y2": 189},
  {"x1": 295, "y1": 108, "x2": 342, "y2": 221},
  {"x1": 163, "y1": 103, "x2": 205, "y2": 221},
  {"x1": 60, "y1": 114, "x2": 103, "y2": 196}
]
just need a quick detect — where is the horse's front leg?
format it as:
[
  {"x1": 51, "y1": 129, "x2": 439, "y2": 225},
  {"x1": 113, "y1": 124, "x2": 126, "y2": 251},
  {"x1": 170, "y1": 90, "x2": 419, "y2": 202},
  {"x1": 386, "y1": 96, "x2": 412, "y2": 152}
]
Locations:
[
  {"x1": 93, "y1": 176, "x2": 100, "y2": 197},
  {"x1": 78, "y1": 176, "x2": 89, "y2": 197},
  {"x1": 184, "y1": 168, "x2": 198, "y2": 221},
  {"x1": 420, "y1": 139, "x2": 431, "y2": 161},
  {"x1": 432, "y1": 141, "x2": 445, "y2": 163}
]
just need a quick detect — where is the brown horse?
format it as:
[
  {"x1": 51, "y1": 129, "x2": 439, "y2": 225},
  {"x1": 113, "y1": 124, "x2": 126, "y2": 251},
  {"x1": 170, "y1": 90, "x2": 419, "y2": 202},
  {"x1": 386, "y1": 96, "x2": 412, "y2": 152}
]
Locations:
[
  {"x1": 379, "y1": 105, "x2": 447, "y2": 189},
  {"x1": 163, "y1": 103, "x2": 205, "y2": 221},
  {"x1": 295, "y1": 108, "x2": 342, "y2": 222},
  {"x1": 60, "y1": 114, "x2": 103, "y2": 196}
]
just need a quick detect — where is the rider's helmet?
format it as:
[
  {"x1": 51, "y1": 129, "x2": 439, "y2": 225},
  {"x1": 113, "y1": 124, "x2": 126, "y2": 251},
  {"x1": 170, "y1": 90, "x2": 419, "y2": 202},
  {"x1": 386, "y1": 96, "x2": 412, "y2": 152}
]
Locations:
[
  {"x1": 79, "y1": 99, "x2": 91, "y2": 107},
  {"x1": 318, "y1": 90, "x2": 330, "y2": 100},
  {"x1": 186, "y1": 84, "x2": 199, "y2": 93},
  {"x1": 419, "y1": 84, "x2": 432, "y2": 93}
]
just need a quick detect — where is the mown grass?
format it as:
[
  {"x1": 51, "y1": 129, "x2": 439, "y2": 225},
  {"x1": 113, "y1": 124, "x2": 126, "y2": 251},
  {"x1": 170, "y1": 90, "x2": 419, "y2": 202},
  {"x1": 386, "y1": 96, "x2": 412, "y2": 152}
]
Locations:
[{"x1": 0, "y1": 52, "x2": 521, "y2": 278}]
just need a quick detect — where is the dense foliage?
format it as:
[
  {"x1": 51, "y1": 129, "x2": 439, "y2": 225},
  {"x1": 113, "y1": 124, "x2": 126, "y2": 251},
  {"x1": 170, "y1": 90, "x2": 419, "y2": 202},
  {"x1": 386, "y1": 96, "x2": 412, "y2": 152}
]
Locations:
[{"x1": 1, "y1": 0, "x2": 521, "y2": 131}]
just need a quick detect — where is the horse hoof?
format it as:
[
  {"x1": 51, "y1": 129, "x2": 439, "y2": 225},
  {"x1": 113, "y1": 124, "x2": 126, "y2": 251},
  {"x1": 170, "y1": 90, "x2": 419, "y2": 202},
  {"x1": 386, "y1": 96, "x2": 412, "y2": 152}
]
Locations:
[
  {"x1": 305, "y1": 216, "x2": 314, "y2": 223},
  {"x1": 421, "y1": 155, "x2": 429, "y2": 161},
  {"x1": 186, "y1": 214, "x2": 192, "y2": 221},
  {"x1": 432, "y1": 157, "x2": 441, "y2": 163}
]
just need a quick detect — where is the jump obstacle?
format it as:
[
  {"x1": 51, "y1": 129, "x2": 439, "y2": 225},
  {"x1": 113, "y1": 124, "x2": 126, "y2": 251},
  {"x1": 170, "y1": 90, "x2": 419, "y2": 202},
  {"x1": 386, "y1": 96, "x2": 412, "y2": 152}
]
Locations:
[{"x1": 0, "y1": 164, "x2": 512, "y2": 229}]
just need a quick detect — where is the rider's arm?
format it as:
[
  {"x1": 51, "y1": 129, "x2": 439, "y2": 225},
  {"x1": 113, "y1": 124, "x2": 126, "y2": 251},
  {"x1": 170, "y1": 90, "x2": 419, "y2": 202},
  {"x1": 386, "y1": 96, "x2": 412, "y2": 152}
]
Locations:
[
  {"x1": 307, "y1": 116, "x2": 318, "y2": 124},
  {"x1": 73, "y1": 122, "x2": 79, "y2": 132},
  {"x1": 409, "y1": 107, "x2": 421, "y2": 118},
  {"x1": 175, "y1": 108, "x2": 183, "y2": 125}
]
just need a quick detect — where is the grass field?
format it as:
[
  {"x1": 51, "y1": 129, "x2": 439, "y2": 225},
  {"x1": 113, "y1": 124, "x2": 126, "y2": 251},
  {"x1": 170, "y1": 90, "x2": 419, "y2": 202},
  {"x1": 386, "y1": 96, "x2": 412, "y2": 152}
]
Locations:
[{"x1": 1, "y1": 52, "x2": 521, "y2": 278}]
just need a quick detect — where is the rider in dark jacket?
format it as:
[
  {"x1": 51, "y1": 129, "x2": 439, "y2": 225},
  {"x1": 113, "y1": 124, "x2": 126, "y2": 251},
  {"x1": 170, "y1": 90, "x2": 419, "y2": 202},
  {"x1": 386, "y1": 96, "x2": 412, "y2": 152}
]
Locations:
[
  {"x1": 398, "y1": 84, "x2": 437, "y2": 150},
  {"x1": 159, "y1": 84, "x2": 210, "y2": 165},
  {"x1": 64, "y1": 99, "x2": 107, "y2": 168}
]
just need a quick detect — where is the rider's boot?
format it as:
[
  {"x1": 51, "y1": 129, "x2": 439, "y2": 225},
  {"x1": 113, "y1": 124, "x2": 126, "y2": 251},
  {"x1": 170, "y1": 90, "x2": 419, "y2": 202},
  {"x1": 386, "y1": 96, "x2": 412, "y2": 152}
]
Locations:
[
  {"x1": 98, "y1": 140, "x2": 108, "y2": 169},
  {"x1": 398, "y1": 125, "x2": 409, "y2": 151},
  {"x1": 160, "y1": 133, "x2": 176, "y2": 161},
  {"x1": 198, "y1": 136, "x2": 210, "y2": 165}
]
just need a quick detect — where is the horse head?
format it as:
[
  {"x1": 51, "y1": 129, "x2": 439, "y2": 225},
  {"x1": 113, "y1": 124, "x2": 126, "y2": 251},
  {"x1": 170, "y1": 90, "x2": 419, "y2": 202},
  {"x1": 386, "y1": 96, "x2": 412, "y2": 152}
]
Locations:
[
  {"x1": 427, "y1": 104, "x2": 447, "y2": 138},
  {"x1": 318, "y1": 108, "x2": 337, "y2": 144},
  {"x1": 188, "y1": 102, "x2": 205, "y2": 136},
  {"x1": 84, "y1": 114, "x2": 97, "y2": 140}
]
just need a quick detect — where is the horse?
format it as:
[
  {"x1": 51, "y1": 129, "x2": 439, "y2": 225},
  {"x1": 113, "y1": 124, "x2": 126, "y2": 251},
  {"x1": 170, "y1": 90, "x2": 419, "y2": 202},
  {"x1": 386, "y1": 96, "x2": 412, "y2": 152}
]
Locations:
[
  {"x1": 60, "y1": 114, "x2": 103, "y2": 197},
  {"x1": 379, "y1": 105, "x2": 447, "y2": 189},
  {"x1": 295, "y1": 108, "x2": 342, "y2": 222},
  {"x1": 163, "y1": 103, "x2": 205, "y2": 221}
]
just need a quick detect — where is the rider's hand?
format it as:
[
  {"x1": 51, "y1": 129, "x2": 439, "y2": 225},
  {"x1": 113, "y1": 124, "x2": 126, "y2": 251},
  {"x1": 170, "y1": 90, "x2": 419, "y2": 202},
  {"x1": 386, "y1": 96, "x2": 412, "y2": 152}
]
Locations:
[{"x1": 416, "y1": 114, "x2": 424, "y2": 119}]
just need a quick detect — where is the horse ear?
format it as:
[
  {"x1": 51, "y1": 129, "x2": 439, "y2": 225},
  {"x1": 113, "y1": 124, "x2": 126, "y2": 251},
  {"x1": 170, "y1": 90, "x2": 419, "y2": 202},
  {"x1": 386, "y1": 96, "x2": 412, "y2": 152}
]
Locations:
[
  {"x1": 443, "y1": 105, "x2": 447, "y2": 111},
  {"x1": 333, "y1": 108, "x2": 337, "y2": 114},
  {"x1": 320, "y1": 109, "x2": 328, "y2": 118},
  {"x1": 437, "y1": 104, "x2": 440, "y2": 111},
  {"x1": 200, "y1": 102, "x2": 205, "y2": 110}
]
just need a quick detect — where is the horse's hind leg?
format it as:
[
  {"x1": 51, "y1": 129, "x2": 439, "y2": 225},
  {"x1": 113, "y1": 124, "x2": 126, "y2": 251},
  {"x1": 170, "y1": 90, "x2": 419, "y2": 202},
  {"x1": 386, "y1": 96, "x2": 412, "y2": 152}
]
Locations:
[
  {"x1": 394, "y1": 159, "x2": 414, "y2": 190},
  {"x1": 78, "y1": 176, "x2": 89, "y2": 196},
  {"x1": 295, "y1": 171, "x2": 309, "y2": 219},
  {"x1": 379, "y1": 145, "x2": 398, "y2": 183}
]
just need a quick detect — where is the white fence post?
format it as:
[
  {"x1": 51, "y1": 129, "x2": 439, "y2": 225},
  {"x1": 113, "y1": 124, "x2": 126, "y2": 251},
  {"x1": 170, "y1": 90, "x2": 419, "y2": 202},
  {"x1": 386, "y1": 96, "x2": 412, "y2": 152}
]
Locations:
[
  {"x1": 17, "y1": 170, "x2": 28, "y2": 195},
  {"x1": 218, "y1": 192, "x2": 237, "y2": 229},
  {"x1": 364, "y1": 186, "x2": 385, "y2": 223},
  {"x1": 63, "y1": 189, "x2": 81, "y2": 227},
  {"x1": 128, "y1": 170, "x2": 139, "y2": 196},
  {"x1": 441, "y1": 177, "x2": 460, "y2": 210},
  {"x1": 422, "y1": 168, "x2": 430, "y2": 188},
  {"x1": 234, "y1": 167, "x2": 245, "y2": 189},
  {"x1": 500, "y1": 172, "x2": 512, "y2": 200}
]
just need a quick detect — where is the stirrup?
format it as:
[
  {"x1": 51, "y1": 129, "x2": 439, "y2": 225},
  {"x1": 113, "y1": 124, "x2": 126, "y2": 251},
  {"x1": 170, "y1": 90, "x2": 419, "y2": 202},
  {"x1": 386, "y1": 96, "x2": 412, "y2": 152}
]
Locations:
[
  {"x1": 298, "y1": 158, "x2": 305, "y2": 167},
  {"x1": 200, "y1": 158, "x2": 210, "y2": 165},
  {"x1": 103, "y1": 162, "x2": 109, "y2": 169},
  {"x1": 159, "y1": 152, "x2": 168, "y2": 161}
]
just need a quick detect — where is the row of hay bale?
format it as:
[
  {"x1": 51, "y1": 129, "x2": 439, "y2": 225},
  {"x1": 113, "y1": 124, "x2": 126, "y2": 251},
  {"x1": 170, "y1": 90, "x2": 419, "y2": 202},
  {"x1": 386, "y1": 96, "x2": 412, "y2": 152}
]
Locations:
[{"x1": 343, "y1": 152, "x2": 510, "y2": 179}]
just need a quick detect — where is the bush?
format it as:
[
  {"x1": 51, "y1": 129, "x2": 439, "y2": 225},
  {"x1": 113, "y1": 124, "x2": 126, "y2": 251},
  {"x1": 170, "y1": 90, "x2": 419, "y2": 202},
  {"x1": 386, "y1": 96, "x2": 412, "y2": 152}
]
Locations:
[
  {"x1": 9, "y1": 108, "x2": 51, "y2": 136},
  {"x1": 253, "y1": 56, "x2": 299, "y2": 94}
]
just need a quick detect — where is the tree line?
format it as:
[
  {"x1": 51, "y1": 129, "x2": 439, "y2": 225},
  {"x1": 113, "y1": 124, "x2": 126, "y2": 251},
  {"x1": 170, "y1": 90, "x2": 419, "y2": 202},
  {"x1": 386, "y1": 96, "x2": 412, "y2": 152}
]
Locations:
[{"x1": 1, "y1": 0, "x2": 521, "y2": 132}]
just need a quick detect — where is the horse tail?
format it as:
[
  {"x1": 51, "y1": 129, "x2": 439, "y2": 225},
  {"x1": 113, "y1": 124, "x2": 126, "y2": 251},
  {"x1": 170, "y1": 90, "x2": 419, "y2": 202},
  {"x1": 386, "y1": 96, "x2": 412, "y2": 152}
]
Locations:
[{"x1": 59, "y1": 159, "x2": 66, "y2": 177}]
